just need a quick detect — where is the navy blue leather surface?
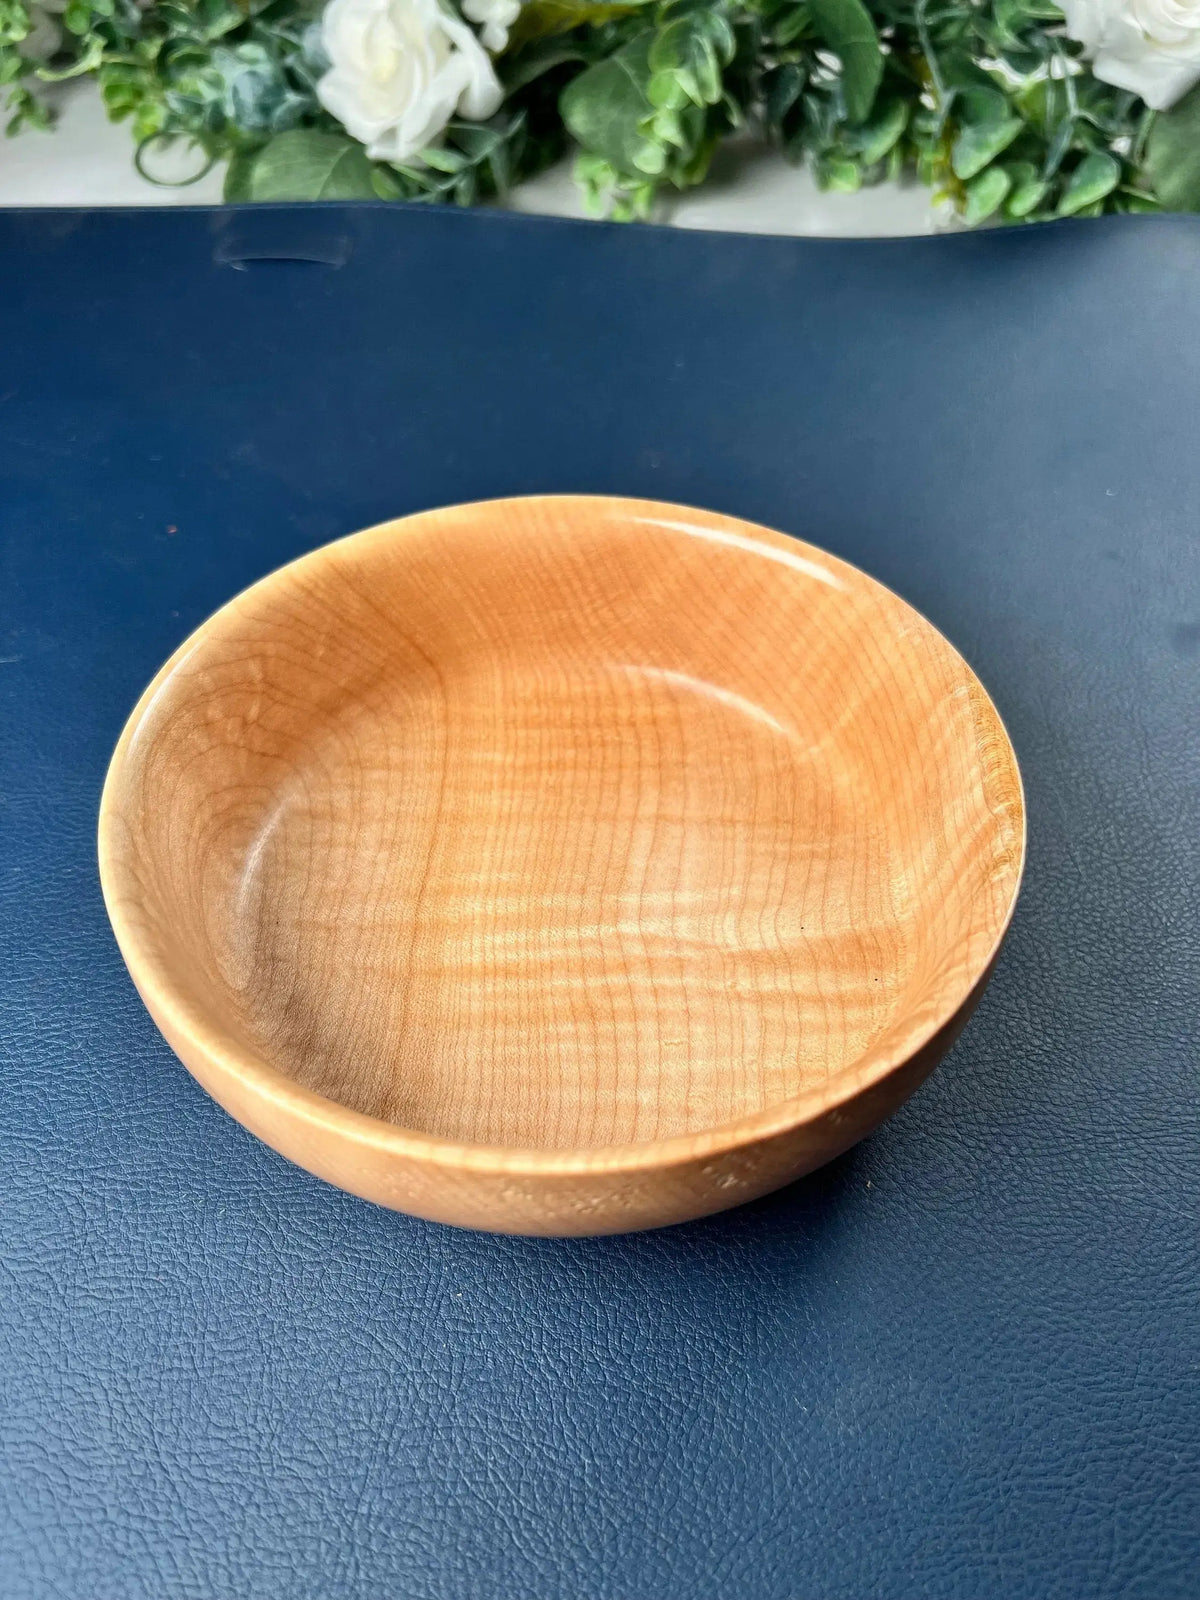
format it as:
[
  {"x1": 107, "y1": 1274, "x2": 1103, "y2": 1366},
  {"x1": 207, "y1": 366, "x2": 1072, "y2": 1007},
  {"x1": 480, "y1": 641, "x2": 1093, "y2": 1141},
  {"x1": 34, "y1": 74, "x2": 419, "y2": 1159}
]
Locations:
[{"x1": 1, "y1": 205, "x2": 1198, "y2": 1599}]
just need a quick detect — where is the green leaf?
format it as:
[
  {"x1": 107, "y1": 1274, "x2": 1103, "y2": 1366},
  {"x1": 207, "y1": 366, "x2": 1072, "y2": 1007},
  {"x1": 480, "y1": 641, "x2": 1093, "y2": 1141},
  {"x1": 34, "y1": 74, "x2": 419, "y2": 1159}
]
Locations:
[
  {"x1": 62, "y1": 0, "x2": 91, "y2": 33},
  {"x1": 1018, "y1": 76, "x2": 1069, "y2": 136},
  {"x1": 951, "y1": 116, "x2": 1024, "y2": 181},
  {"x1": 210, "y1": 44, "x2": 306, "y2": 136},
  {"x1": 938, "y1": 49, "x2": 999, "y2": 93},
  {"x1": 226, "y1": 129, "x2": 379, "y2": 201},
  {"x1": 1056, "y1": 149, "x2": 1120, "y2": 214},
  {"x1": 36, "y1": 36, "x2": 105, "y2": 81},
  {"x1": 371, "y1": 165, "x2": 403, "y2": 200},
  {"x1": 1004, "y1": 161, "x2": 1048, "y2": 217},
  {"x1": 131, "y1": 101, "x2": 166, "y2": 141},
  {"x1": 951, "y1": 92, "x2": 1023, "y2": 180},
  {"x1": 1000, "y1": 46, "x2": 1046, "y2": 75},
  {"x1": 647, "y1": 105, "x2": 684, "y2": 146},
  {"x1": 807, "y1": 0, "x2": 881, "y2": 123},
  {"x1": 647, "y1": 70, "x2": 689, "y2": 110},
  {"x1": 992, "y1": 0, "x2": 1028, "y2": 46},
  {"x1": 1144, "y1": 84, "x2": 1200, "y2": 210},
  {"x1": 418, "y1": 145, "x2": 467, "y2": 173},
  {"x1": 962, "y1": 164, "x2": 1011, "y2": 223},
  {"x1": 646, "y1": 15, "x2": 734, "y2": 110},
  {"x1": 771, "y1": 3, "x2": 810, "y2": 46},
  {"x1": 501, "y1": 39, "x2": 588, "y2": 94},
  {"x1": 817, "y1": 154, "x2": 861, "y2": 191},
  {"x1": 1040, "y1": 117, "x2": 1074, "y2": 179},
  {"x1": 0, "y1": 0, "x2": 30, "y2": 47},
  {"x1": 561, "y1": 30, "x2": 660, "y2": 177},
  {"x1": 6, "y1": 84, "x2": 51, "y2": 134},
  {"x1": 632, "y1": 139, "x2": 666, "y2": 174},
  {"x1": 764, "y1": 61, "x2": 805, "y2": 126},
  {"x1": 187, "y1": 0, "x2": 244, "y2": 42},
  {"x1": 843, "y1": 96, "x2": 907, "y2": 165}
]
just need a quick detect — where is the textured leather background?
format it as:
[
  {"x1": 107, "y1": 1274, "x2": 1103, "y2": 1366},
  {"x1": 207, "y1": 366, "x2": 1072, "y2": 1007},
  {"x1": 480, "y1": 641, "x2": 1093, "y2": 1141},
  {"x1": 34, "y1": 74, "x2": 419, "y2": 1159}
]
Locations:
[{"x1": 1, "y1": 206, "x2": 1197, "y2": 1599}]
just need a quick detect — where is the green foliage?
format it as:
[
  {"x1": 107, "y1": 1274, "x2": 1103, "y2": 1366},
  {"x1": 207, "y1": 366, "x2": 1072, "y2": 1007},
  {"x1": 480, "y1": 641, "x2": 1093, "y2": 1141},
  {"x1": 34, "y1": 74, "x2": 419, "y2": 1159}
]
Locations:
[
  {"x1": 1056, "y1": 148, "x2": 1120, "y2": 214},
  {"x1": 807, "y1": 0, "x2": 880, "y2": 123},
  {"x1": 1004, "y1": 161, "x2": 1048, "y2": 218},
  {"x1": 789, "y1": 0, "x2": 1158, "y2": 225},
  {"x1": 950, "y1": 91, "x2": 1022, "y2": 181},
  {"x1": 394, "y1": 113, "x2": 552, "y2": 202},
  {"x1": 225, "y1": 128, "x2": 379, "y2": 199},
  {"x1": 0, "y1": 0, "x2": 31, "y2": 45},
  {"x1": 561, "y1": 13, "x2": 732, "y2": 186},
  {"x1": 962, "y1": 163, "x2": 1009, "y2": 223},
  {"x1": 562, "y1": 31, "x2": 669, "y2": 175},
  {"x1": 1144, "y1": 83, "x2": 1200, "y2": 210},
  {"x1": 0, "y1": 0, "x2": 1195, "y2": 225},
  {"x1": 0, "y1": 0, "x2": 37, "y2": 131}
]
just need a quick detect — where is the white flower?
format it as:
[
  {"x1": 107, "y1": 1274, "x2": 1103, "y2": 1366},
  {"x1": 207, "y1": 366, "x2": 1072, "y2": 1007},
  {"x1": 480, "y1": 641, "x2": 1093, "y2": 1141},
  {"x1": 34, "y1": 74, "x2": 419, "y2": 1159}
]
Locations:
[
  {"x1": 461, "y1": 0, "x2": 521, "y2": 52},
  {"x1": 317, "y1": 0, "x2": 503, "y2": 165},
  {"x1": 1060, "y1": 0, "x2": 1200, "y2": 109}
]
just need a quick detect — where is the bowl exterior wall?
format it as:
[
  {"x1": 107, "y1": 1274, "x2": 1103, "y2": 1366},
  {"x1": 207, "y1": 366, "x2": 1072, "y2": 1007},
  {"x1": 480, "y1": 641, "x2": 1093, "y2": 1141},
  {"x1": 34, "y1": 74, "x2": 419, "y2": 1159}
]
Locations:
[{"x1": 131, "y1": 964, "x2": 992, "y2": 1235}]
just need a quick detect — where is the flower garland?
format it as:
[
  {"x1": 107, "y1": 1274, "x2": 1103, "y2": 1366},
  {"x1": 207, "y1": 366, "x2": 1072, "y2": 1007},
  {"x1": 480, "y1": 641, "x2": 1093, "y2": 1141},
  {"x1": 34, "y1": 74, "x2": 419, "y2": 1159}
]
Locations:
[{"x1": 4, "y1": 0, "x2": 1200, "y2": 223}]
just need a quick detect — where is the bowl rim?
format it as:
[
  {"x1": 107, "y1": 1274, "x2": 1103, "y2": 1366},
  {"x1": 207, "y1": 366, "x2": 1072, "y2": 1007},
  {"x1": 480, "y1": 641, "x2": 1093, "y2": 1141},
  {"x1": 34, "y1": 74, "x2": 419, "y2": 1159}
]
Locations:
[{"x1": 98, "y1": 493, "x2": 1026, "y2": 1178}]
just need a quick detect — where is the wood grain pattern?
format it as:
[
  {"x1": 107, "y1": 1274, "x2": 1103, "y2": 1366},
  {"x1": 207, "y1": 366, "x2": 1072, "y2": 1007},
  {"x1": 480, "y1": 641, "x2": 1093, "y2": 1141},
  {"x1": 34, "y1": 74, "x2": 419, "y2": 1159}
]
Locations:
[{"x1": 98, "y1": 496, "x2": 1025, "y2": 1234}]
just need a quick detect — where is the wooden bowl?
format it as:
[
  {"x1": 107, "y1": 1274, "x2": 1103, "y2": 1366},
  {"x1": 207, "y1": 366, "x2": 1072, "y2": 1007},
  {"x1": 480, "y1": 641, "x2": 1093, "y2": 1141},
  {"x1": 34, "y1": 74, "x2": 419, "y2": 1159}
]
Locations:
[{"x1": 99, "y1": 496, "x2": 1024, "y2": 1235}]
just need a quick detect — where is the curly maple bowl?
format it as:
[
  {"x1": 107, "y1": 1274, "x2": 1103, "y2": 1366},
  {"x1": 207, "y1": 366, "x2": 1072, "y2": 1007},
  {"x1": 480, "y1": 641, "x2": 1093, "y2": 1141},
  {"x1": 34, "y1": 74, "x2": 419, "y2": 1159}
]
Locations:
[{"x1": 99, "y1": 496, "x2": 1024, "y2": 1235}]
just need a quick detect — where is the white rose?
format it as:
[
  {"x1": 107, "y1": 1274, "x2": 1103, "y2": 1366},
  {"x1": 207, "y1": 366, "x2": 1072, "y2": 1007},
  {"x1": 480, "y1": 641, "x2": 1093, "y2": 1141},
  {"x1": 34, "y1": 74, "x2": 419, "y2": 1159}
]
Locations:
[
  {"x1": 461, "y1": 0, "x2": 521, "y2": 52},
  {"x1": 317, "y1": 0, "x2": 503, "y2": 165},
  {"x1": 1061, "y1": 0, "x2": 1200, "y2": 108}
]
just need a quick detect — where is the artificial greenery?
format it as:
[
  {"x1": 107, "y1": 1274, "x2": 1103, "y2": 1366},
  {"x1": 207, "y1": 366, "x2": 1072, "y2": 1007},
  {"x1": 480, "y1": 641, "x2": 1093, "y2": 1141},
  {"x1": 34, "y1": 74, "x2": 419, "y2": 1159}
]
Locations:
[{"x1": 4, "y1": 0, "x2": 1199, "y2": 221}]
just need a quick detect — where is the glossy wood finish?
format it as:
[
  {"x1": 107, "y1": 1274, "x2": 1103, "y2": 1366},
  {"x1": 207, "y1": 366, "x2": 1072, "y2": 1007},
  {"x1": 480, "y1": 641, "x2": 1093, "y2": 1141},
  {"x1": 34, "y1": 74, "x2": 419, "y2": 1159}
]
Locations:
[{"x1": 99, "y1": 496, "x2": 1025, "y2": 1234}]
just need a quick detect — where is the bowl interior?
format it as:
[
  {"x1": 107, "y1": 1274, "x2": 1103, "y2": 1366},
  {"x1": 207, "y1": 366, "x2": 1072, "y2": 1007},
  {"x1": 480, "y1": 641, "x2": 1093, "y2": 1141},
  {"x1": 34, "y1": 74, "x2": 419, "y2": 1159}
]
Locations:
[{"x1": 104, "y1": 498, "x2": 1023, "y2": 1152}]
